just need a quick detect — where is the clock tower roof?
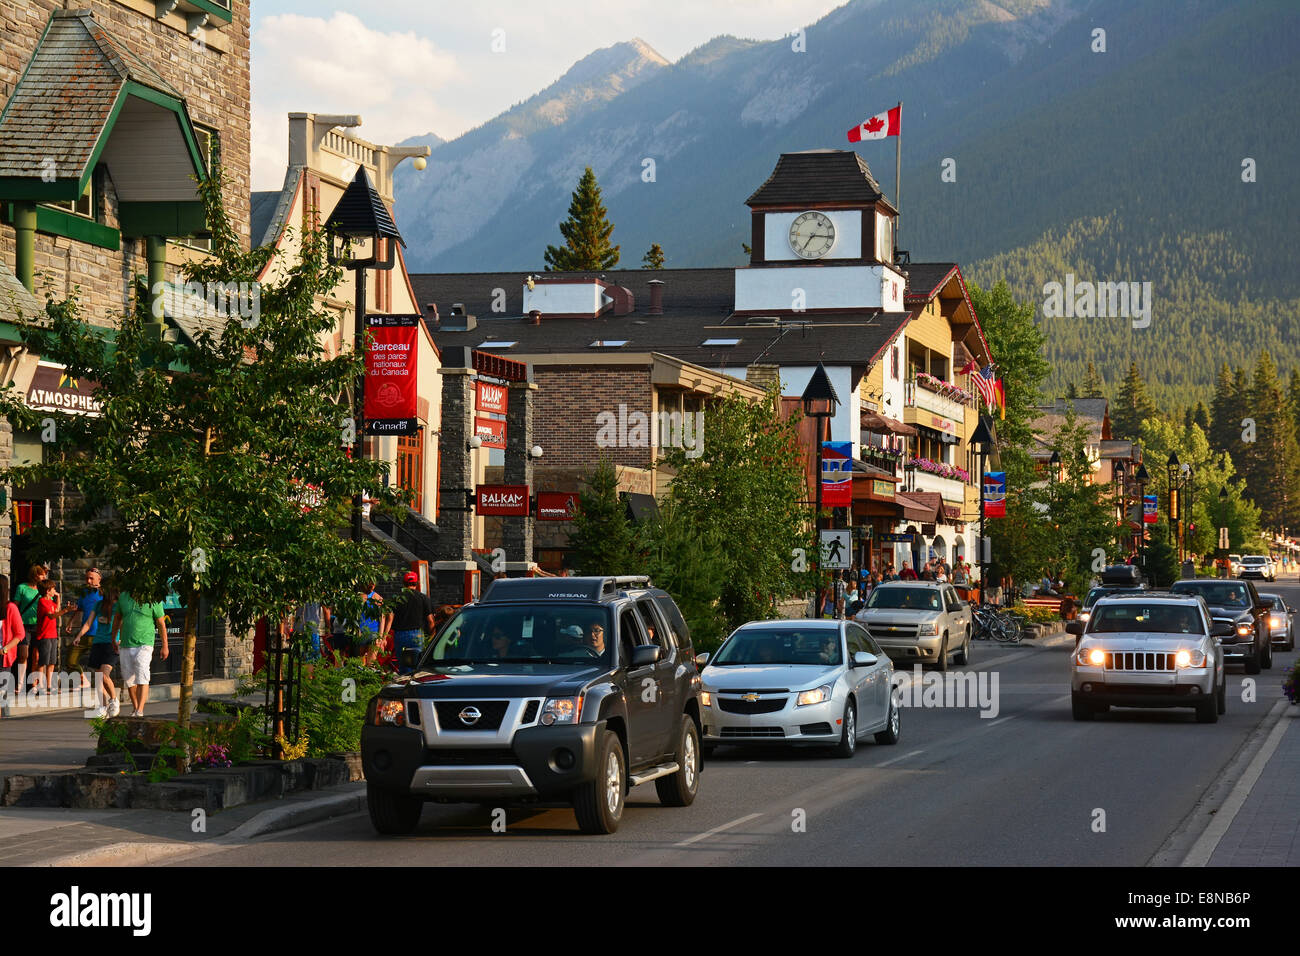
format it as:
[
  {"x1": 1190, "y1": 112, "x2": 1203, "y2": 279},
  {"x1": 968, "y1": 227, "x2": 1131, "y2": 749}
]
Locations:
[{"x1": 746, "y1": 149, "x2": 895, "y2": 211}]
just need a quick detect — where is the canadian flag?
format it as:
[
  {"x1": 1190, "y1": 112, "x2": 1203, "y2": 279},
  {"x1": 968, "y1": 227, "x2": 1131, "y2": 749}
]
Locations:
[{"x1": 847, "y1": 105, "x2": 901, "y2": 142}]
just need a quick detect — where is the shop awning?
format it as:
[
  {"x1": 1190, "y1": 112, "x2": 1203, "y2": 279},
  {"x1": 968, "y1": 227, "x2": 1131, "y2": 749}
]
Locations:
[
  {"x1": 624, "y1": 492, "x2": 659, "y2": 525},
  {"x1": 861, "y1": 409, "x2": 917, "y2": 436},
  {"x1": 895, "y1": 492, "x2": 943, "y2": 523},
  {"x1": 0, "y1": 11, "x2": 209, "y2": 235}
]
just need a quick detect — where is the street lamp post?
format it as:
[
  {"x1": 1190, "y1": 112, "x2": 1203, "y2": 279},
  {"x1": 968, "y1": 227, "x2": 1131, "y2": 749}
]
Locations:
[
  {"x1": 801, "y1": 363, "x2": 840, "y2": 619},
  {"x1": 325, "y1": 167, "x2": 405, "y2": 544},
  {"x1": 970, "y1": 416, "x2": 995, "y2": 605},
  {"x1": 1135, "y1": 462, "x2": 1149, "y2": 573},
  {"x1": 1114, "y1": 460, "x2": 1127, "y2": 546},
  {"x1": 1167, "y1": 452, "x2": 1180, "y2": 559},
  {"x1": 1218, "y1": 485, "x2": 1229, "y2": 577}
]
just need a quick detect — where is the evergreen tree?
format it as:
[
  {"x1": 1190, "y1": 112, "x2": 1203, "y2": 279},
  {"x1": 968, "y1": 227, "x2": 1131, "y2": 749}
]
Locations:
[
  {"x1": 543, "y1": 167, "x2": 620, "y2": 271},
  {"x1": 1209, "y1": 363, "x2": 1237, "y2": 457},
  {"x1": 636, "y1": 498, "x2": 727, "y2": 650},
  {"x1": 566, "y1": 459, "x2": 638, "y2": 573},
  {"x1": 1289, "y1": 368, "x2": 1300, "y2": 448},
  {"x1": 1245, "y1": 351, "x2": 1300, "y2": 531},
  {"x1": 1112, "y1": 361, "x2": 1157, "y2": 441},
  {"x1": 1143, "y1": 520, "x2": 1180, "y2": 587},
  {"x1": 1192, "y1": 401, "x2": 1210, "y2": 434},
  {"x1": 641, "y1": 243, "x2": 665, "y2": 269},
  {"x1": 1081, "y1": 361, "x2": 1105, "y2": 398},
  {"x1": 967, "y1": 280, "x2": 1051, "y2": 450},
  {"x1": 1064, "y1": 381, "x2": 1079, "y2": 400}
]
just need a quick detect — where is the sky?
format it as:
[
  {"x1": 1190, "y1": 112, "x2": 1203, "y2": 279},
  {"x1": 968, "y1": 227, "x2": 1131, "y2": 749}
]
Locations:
[{"x1": 250, "y1": 0, "x2": 849, "y2": 190}]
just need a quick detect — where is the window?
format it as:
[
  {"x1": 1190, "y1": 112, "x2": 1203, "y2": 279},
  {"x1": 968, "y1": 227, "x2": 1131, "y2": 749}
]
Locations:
[
  {"x1": 846, "y1": 624, "x2": 868, "y2": 657},
  {"x1": 702, "y1": 338, "x2": 741, "y2": 346},
  {"x1": 620, "y1": 608, "x2": 649, "y2": 669},
  {"x1": 889, "y1": 345, "x2": 900, "y2": 379},
  {"x1": 653, "y1": 595, "x2": 691, "y2": 650},
  {"x1": 47, "y1": 183, "x2": 93, "y2": 219},
  {"x1": 635, "y1": 600, "x2": 668, "y2": 656}
]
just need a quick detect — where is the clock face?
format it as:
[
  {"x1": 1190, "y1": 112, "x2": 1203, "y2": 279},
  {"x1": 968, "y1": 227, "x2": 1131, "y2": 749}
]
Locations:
[{"x1": 789, "y1": 211, "x2": 836, "y2": 259}]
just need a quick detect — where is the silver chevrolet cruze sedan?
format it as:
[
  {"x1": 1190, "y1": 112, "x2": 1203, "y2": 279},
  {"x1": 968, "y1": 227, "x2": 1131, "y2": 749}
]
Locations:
[{"x1": 697, "y1": 619, "x2": 899, "y2": 757}]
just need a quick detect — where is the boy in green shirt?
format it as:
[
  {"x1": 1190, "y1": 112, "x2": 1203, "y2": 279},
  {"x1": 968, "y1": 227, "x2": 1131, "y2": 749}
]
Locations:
[{"x1": 111, "y1": 591, "x2": 169, "y2": 718}]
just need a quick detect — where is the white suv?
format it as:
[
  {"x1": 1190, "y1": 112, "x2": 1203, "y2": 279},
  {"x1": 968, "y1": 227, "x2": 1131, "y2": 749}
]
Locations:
[{"x1": 1238, "y1": 555, "x2": 1275, "y2": 582}]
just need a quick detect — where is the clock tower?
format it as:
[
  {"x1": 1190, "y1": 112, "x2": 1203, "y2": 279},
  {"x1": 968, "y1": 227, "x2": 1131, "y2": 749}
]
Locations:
[{"x1": 736, "y1": 149, "x2": 905, "y2": 314}]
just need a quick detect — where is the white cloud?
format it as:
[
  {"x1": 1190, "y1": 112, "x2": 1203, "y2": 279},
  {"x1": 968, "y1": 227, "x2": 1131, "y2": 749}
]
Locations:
[{"x1": 251, "y1": 12, "x2": 465, "y2": 189}]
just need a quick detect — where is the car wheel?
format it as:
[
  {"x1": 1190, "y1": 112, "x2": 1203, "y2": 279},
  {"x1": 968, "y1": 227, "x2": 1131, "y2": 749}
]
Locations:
[
  {"x1": 1262, "y1": 640, "x2": 1273, "y2": 669},
  {"x1": 1287, "y1": 634, "x2": 1295, "y2": 652},
  {"x1": 954, "y1": 630, "x2": 971, "y2": 665},
  {"x1": 1217, "y1": 675, "x2": 1226, "y2": 715},
  {"x1": 874, "y1": 697, "x2": 900, "y2": 745},
  {"x1": 935, "y1": 635, "x2": 949, "y2": 672},
  {"x1": 1071, "y1": 696, "x2": 1095, "y2": 721},
  {"x1": 656, "y1": 716, "x2": 701, "y2": 807},
  {"x1": 366, "y1": 782, "x2": 423, "y2": 835},
  {"x1": 833, "y1": 702, "x2": 857, "y2": 758},
  {"x1": 573, "y1": 730, "x2": 625, "y2": 834},
  {"x1": 1195, "y1": 695, "x2": 1218, "y2": 724}
]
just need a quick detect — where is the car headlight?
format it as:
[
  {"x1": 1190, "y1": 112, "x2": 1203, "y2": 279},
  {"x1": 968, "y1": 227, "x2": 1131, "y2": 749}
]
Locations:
[
  {"x1": 1175, "y1": 649, "x2": 1207, "y2": 668},
  {"x1": 916, "y1": 621, "x2": 940, "y2": 636},
  {"x1": 373, "y1": 699, "x2": 406, "y2": 726},
  {"x1": 1270, "y1": 615, "x2": 1285, "y2": 628},
  {"x1": 700, "y1": 691, "x2": 713, "y2": 708},
  {"x1": 1236, "y1": 623, "x2": 1253, "y2": 636},
  {"x1": 1076, "y1": 646, "x2": 1105, "y2": 667},
  {"x1": 1079, "y1": 611, "x2": 1091, "y2": 622},
  {"x1": 540, "y1": 696, "x2": 584, "y2": 725},
  {"x1": 796, "y1": 684, "x2": 832, "y2": 707}
]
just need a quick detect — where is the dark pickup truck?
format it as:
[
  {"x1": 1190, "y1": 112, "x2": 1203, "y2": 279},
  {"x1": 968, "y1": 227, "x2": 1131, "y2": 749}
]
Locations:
[
  {"x1": 1170, "y1": 577, "x2": 1274, "y2": 674},
  {"x1": 361, "y1": 575, "x2": 703, "y2": 834}
]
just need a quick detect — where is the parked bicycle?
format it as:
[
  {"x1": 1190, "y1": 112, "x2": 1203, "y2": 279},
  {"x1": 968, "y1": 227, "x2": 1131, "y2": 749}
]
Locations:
[{"x1": 972, "y1": 604, "x2": 1023, "y2": 644}]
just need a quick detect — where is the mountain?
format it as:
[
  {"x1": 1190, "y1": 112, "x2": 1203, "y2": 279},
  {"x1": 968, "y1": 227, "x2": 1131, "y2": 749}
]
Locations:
[{"x1": 393, "y1": 0, "x2": 1300, "y2": 406}]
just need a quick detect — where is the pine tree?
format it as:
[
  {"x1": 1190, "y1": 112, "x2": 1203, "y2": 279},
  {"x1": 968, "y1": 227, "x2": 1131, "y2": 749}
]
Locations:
[
  {"x1": 1209, "y1": 363, "x2": 1239, "y2": 457},
  {"x1": 1245, "y1": 351, "x2": 1300, "y2": 531},
  {"x1": 1081, "y1": 361, "x2": 1104, "y2": 398},
  {"x1": 1192, "y1": 401, "x2": 1210, "y2": 434},
  {"x1": 1112, "y1": 361, "x2": 1157, "y2": 441},
  {"x1": 1064, "y1": 381, "x2": 1079, "y2": 400},
  {"x1": 641, "y1": 243, "x2": 665, "y2": 269},
  {"x1": 1289, "y1": 368, "x2": 1300, "y2": 448},
  {"x1": 543, "y1": 167, "x2": 620, "y2": 271},
  {"x1": 566, "y1": 459, "x2": 638, "y2": 573}
]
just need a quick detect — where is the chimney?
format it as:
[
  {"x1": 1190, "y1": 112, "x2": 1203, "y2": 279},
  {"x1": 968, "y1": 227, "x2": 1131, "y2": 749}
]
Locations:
[
  {"x1": 610, "y1": 286, "x2": 634, "y2": 316},
  {"x1": 425, "y1": 302, "x2": 439, "y2": 326},
  {"x1": 647, "y1": 279, "x2": 664, "y2": 315},
  {"x1": 528, "y1": 310, "x2": 541, "y2": 325},
  {"x1": 442, "y1": 303, "x2": 476, "y2": 332}
]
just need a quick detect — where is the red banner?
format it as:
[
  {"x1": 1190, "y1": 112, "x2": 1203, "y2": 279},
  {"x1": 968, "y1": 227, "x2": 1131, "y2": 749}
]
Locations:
[
  {"x1": 476, "y1": 381, "x2": 508, "y2": 415},
  {"x1": 365, "y1": 316, "x2": 418, "y2": 426},
  {"x1": 474, "y1": 416, "x2": 506, "y2": 449},
  {"x1": 476, "y1": 484, "x2": 530, "y2": 516},
  {"x1": 537, "y1": 491, "x2": 580, "y2": 521}
]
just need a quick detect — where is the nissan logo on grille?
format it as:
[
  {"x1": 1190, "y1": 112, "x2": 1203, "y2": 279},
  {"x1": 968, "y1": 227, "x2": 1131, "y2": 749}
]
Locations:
[{"x1": 458, "y1": 706, "x2": 482, "y2": 726}]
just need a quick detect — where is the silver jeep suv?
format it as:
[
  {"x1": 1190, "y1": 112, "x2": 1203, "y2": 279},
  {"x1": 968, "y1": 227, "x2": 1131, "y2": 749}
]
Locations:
[{"x1": 1068, "y1": 593, "x2": 1231, "y2": 723}]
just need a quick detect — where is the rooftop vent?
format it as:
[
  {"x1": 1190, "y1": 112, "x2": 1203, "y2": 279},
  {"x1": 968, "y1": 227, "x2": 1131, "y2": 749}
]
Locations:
[{"x1": 442, "y1": 302, "x2": 476, "y2": 332}]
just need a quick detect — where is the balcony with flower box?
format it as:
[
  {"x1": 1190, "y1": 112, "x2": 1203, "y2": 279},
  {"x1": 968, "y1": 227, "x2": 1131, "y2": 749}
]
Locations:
[
  {"x1": 903, "y1": 375, "x2": 972, "y2": 435},
  {"x1": 906, "y1": 456, "x2": 971, "y2": 506}
]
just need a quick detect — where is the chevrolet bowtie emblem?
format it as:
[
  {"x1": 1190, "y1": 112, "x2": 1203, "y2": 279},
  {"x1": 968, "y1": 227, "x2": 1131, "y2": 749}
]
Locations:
[{"x1": 740, "y1": 693, "x2": 760, "y2": 702}]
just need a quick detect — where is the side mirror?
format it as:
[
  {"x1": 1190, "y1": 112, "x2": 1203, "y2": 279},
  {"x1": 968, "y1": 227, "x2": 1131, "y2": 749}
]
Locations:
[
  {"x1": 852, "y1": 650, "x2": 877, "y2": 667},
  {"x1": 1210, "y1": 621, "x2": 1235, "y2": 637},
  {"x1": 694, "y1": 652, "x2": 710, "y2": 668},
  {"x1": 631, "y1": 645, "x2": 662, "y2": 668},
  {"x1": 1065, "y1": 621, "x2": 1085, "y2": 636}
]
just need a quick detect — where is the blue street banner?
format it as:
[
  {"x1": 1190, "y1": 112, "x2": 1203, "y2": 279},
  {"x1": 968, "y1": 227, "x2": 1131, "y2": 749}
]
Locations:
[
  {"x1": 821, "y1": 441, "x2": 853, "y2": 507},
  {"x1": 982, "y1": 471, "x2": 1006, "y2": 518},
  {"x1": 1143, "y1": 494, "x2": 1158, "y2": 524}
]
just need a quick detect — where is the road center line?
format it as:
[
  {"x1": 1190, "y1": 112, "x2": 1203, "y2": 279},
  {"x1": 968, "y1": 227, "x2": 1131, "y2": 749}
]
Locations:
[
  {"x1": 674, "y1": 812, "x2": 763, "y2": 847},
  {"x1": 874, "y1": 749, "x2": 923, "y2": 767}
]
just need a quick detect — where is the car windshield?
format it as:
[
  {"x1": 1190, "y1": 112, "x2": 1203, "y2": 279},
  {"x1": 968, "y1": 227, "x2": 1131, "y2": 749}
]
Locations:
[
  {"x1": 713, "y1": 628, "x2": 842, "y2": 666},
  {"x1": 1089, "y1": 604, "x2": 1204, "y2": 634},
  {"x1": 1171, "y1": 581, "x2": 1250, "y2": 606},
  {"x1": 1242, "y1": 557, "x2": 1266, "y2": 565},
  {"x1": 420, "y1": 604, "x2": 613, "y2": 666},
  {"x1": 865, "y1": 587, "x2": 942, "y2": 611}
]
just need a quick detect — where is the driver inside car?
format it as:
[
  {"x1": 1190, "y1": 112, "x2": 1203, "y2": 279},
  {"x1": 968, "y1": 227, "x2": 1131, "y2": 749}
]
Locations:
[{"x1": 586, "y1": 623, "x2": 606, "y2": 655}]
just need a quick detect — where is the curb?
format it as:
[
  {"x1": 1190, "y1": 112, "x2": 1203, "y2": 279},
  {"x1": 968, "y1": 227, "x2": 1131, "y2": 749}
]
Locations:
[{"x1": 36, "y1": 786, "x2": 366, "y2": 867}]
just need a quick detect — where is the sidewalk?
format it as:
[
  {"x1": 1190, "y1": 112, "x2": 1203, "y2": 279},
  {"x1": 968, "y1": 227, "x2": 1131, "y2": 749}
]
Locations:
[
  {"x1": 0, "y1": 695, "x2": 363, "y2": 866},
  {"x1": 1205, "y1": 704, "x2": 1300, "y2": 866}
]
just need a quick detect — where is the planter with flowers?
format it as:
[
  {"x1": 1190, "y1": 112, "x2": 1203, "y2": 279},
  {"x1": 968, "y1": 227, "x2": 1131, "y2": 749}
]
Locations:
[
  {"x1": 1284, "y1": 659, "x2": 1299, "y2": 705},
  {"x1": 913, "y1": 372, "x2": 975, "y2": 406},
  {"x1": 908, "y1": 457, "x2": 971, "y2": 483}
]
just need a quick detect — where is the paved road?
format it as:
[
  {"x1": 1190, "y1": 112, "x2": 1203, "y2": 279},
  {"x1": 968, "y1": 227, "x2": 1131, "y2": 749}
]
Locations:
[{"x1": 157, "y1": 581, "x2": 1298, "y2": 867}]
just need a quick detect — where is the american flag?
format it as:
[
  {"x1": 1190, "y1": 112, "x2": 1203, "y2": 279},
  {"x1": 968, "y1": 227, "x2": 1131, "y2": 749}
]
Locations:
[{"x1": 971, "y1": 365, "x2": 997, "y2": 409}]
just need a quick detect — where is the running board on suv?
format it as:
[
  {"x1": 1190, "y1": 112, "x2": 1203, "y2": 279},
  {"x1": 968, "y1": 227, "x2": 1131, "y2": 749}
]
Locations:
[{"x1": 628, "y1": 762, "x2": 681, "y2": 786}]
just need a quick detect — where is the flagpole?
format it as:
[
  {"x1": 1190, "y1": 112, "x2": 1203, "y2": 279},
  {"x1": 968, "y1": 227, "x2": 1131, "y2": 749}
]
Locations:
[{"x1": 894, "y1": 101, "x2": 902, "y2": 252}]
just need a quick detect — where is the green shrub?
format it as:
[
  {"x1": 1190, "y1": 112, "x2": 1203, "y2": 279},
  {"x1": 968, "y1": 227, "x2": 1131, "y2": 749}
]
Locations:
[{"x1": 298, "y1": 655, "x2": 389, "y2": 756}]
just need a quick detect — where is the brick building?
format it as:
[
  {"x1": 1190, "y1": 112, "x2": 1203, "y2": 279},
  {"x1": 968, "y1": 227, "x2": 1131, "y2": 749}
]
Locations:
[{"x1": 0, "y1": 0, "x2": 251, "y2": 679}]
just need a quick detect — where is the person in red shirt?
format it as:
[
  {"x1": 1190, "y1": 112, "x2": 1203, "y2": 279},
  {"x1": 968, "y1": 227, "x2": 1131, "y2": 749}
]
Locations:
[
  {"x1": 899, "y1": 562, "x2": 919, "y2": 581},
  {"x1": 0, "y1": 575, "x2": 23, "y2": 716},
  {"x1": 32, "y1": 580, "x2": 72, "y2": 697}
]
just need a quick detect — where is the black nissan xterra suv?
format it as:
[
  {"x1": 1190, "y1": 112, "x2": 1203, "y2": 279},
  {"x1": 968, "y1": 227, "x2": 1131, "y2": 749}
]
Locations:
[{"x1": 361, "y1": 575, "x2": 703, "y2": 835}]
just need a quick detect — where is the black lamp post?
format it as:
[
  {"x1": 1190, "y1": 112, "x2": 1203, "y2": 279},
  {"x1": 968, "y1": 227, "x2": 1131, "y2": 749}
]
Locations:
[
  {"x1": 1114, "y1": 460, "x2": 1127, "y2": 531},
  {"x1": 801, "y1": 363, "x2": 840, "y2": 618},
  {"x1": 325, "y1": 167, "x2": 405, "y2": 544},
  {"x1": 1217, "y1": 485, "x2": 1229, "y2": 577},
  {"x1": 1167, "y1": 451, "x2": 1180, "y2": 557},
  {"x1": 1135, "y1": 462, "x2": 1149, "y2": 571},
  {"x1": 970, "y1": 416, "x2": 995, "y2": 605}
]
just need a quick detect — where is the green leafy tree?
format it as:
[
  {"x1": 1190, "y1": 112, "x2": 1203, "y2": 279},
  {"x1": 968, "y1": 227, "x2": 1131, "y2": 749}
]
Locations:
[
  {"x1": 641, "y1": 243, "x2": 665, "y2": 269},
  {"x1": 0, "y1": 171, "x2": 402, "y2": 739},
  {"x1": 1112, "y1": 361, "x2": 1156, "y2": 441},
  {"x1": 1044, "y1": 413, "x2": 1125, "y2": 595},
  {"x1": 566, "y1": 458, "x2": 639, "y2": 574},
  {"x1": 543, "y1": 166, "x2": 620, "y2": 271},
  {"x1": 661, "y1": 390, "x2": 812, "y2": 629},
  {"x1": 636, "y1": 498, "x2": 727, "y2": 650},
  {"x1": 968, "y1": 280, "x2": 1051, "y2": 451}
]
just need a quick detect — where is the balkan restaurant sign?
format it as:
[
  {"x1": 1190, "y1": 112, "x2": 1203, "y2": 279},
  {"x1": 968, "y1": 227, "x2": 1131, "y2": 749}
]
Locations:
[
  {"x1": 476, "y1": 484, "x2": 530, "y2": 516},
  {"x1": 364, "y1": 315, "x2": 419, "y2": 435},
  {"x1": 26, "y1": 363, "x2": 102, "y2": 416}
]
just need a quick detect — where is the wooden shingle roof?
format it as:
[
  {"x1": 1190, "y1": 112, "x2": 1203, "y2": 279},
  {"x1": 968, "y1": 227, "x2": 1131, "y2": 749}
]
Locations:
[
  {"x1": 0, "y1": 10, "x2": 183, "y2": 182},
  {"x1": 745, "y1": 149, "x2": 894, "y2": 209}
]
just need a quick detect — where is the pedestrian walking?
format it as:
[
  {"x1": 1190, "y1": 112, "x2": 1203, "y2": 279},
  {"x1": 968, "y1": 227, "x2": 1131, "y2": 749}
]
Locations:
[
  {"x1": 67, "y1": 568, "x2": 105, "y2": 691},
  {"x1": 0, "y1": 576, "x2": 22, "y2": 717},
  {"x1": 13, "y1": 563, "x2": 46, "y2": 693},
  {"x1": 110, "y1": 591, "x2": 168, "y2": 717},
  {"x1": 32, "y1": 580, "x2": 74, "y2": 696},
  {"x1": 833, "y1": 574, "x2": 848, "y2": 619},
  {"x1": 390, "y1": 571, "x2": 434, "y2": 673},
  {"x1": 290, "y1": 600, "x2": 329, "y2": 664},
  {"x1": 355, "y1": 582, "x2": 389, "y2": 666}
]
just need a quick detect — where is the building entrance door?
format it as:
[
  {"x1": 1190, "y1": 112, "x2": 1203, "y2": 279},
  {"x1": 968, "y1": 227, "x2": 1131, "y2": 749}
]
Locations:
[{"x1": 397, "y1": 431, "x2": 424, "y2": 512}]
